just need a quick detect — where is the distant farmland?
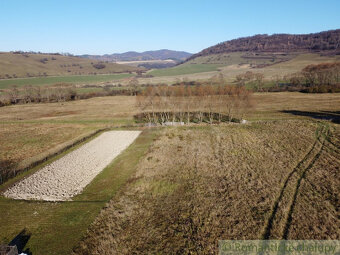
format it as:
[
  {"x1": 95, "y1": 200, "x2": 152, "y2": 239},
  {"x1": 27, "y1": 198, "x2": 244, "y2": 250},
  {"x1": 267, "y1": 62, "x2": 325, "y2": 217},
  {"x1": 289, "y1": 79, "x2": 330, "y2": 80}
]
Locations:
[
  {"x1": 148, "y1": 63, "x2": 224, "y2": 77},
  {"x1": 0, "y1": 52, "x2": 141, "y2": 79},
  {"x1": 0, "y1": 73, "x2": 134, "y2": 89}
]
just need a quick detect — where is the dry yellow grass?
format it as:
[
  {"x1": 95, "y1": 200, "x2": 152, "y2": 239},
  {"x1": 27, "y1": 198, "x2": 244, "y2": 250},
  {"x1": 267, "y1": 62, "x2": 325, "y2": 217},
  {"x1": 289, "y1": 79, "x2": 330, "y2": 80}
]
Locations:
[
  {"x1": 74, "y1": 120, "x2": 339, "y2": 254},
  {"x1": 0, "y1": 92, "x2": 339, "y2": 180},
  {"x1": 0, "y1": 96, "x2": 137, "y2": 122},
  {"x1": 0, "y1": 92, "x2": 339, "y2": 253},
  {"x1": 261, "y1": 53, "x2": 340, "y2": 79},
  {"x1": 285, "y1": 125, "x2": 340, "y2": 239},
  {"x1": 0, "y1": 52, "x2": 139, "y2": 79},
  {"x1": 0, "y1": 96, "x2": 138, "y2": 182},
  {"x1": 250, "y1": 92, "x2": 340, "y2": 120},
  {"x1": 138, "y1": 53, "x2": 340, "y2": 84},
  {"x1": 0, "y1": 122, "x2": 99, "y2": 179}
]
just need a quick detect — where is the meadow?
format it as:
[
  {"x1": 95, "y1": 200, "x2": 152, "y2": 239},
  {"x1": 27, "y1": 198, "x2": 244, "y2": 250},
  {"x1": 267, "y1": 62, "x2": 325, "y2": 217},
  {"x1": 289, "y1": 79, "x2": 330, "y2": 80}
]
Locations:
[
  {"x1": 75, "y1": 120, "x2": 339, "y2": 254},
  {"x1": 0, "y1": 52, "x2": 139, "y2": 79},
  {"x1": 0, "y1": 73, "x2": 133, "y2": 89},
  {"x1": 0, "y1": 92, "x2": 339, "y2": 254},
  {"x1": 1, "y1": 53, "x2": 338, "y2": 92},
  {"x1": 148, "y1": 63, "x2": 224, "y2": 77},
  {"x1": 143, "y1": 53, "x2": 340, "y2": 84}
]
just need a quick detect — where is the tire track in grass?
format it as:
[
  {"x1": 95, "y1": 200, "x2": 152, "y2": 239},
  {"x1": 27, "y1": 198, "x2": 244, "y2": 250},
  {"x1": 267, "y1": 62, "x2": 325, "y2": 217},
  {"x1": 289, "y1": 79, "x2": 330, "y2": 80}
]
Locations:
[
  {"x1": 282, "y1": 128, "x2": 328, "y2": 239},
  {"x1": 262, "y1": 124, "x2": 327, "y2": 239}
]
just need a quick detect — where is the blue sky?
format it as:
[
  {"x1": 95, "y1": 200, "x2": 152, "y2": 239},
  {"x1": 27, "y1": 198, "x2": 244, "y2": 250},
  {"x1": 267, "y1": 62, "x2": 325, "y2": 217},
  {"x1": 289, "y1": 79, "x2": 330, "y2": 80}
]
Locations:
[{"x1": 1, "y1": 0, "x2": 339, "y2": 55}]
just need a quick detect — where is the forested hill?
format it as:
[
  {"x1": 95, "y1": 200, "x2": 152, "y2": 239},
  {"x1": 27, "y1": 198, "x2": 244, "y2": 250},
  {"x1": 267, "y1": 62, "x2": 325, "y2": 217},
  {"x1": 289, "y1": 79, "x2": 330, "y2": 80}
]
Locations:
[{"x1": 187, "y1": 29, "x2": 340, "y2": 61}]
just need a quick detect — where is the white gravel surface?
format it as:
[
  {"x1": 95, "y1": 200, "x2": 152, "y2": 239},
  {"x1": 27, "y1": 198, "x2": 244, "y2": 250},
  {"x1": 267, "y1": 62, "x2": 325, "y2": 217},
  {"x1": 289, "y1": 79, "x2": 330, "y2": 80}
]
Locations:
[{"x1": 3, "y1": 131, "x2": 141, "y2": 201}]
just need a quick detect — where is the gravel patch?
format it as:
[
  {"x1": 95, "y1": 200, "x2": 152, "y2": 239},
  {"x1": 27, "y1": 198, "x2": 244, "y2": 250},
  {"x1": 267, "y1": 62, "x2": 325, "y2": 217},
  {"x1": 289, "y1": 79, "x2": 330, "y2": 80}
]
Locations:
[{"x1": 3, "y1": 131, "x2": 141, "y2": 201}]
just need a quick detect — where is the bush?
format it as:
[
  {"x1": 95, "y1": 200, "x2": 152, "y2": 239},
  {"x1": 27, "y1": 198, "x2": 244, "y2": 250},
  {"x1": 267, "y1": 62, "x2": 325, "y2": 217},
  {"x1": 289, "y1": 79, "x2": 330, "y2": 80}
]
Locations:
[
  {"x1": 39, "y1": 58, "x2": 48, "y2": 64},
  {"x1": 92, "y1": 63, "x2": 106, "y2": 69}
]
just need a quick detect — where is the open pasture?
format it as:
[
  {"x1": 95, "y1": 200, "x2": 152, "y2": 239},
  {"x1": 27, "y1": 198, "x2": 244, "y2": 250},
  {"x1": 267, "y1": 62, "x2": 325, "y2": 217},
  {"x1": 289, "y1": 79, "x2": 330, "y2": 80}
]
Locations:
[
  {"x1": 141, "y1": 53, "x2": 340, "y2": 85},
  {"x1": 0, "y1": 92, "x2": 339, "y2": 254},
  {"x1": 0, "y1": 93, "x2": 339, "y2": 183},
  {"x1": 0, "y1": 73, "x2": 133, "y2": 89},
  {"x1": 147, "y1": 63, "x2": 224, "y2": 77},
  {"x1": 74, "y1": 121, "x2": 339, "y2": 254},
  {"x1": 0, "y1": 52, "x2": 139, "y2": 79}
]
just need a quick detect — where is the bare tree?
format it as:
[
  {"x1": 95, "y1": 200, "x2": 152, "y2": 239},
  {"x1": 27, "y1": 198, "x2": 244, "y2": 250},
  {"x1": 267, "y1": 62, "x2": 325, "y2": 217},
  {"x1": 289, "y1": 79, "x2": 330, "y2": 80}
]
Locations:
[
  {"x1": 8, "y1": 85, "x2": 19, "y2": 104},
  {"x1": 254, "y1": 73, "x2": 264, "y2": 92}
]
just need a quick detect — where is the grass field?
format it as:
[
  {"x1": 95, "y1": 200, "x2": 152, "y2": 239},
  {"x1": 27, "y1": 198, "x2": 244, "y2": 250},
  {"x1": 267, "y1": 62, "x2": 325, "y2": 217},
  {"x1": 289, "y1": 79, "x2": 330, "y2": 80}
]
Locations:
[
  {"x1": 0, "y1": 93, "x2": 339, "y2": 177},
  {"x1": 148, "y1": 63, "x2": 224, "y2": 77},
  {"x1": 74, "y1": 121, "x2": 339, "y2": 254},
  {"x1": 0, "y1": 93, "x2": 339, "y2": 254},
  {"x1": 140, "y1": 53, "x2": 340, "y2": 85},
  {"x1": 0, "y1": 73, "x2": 134, "y2": 89},
  {"x1": 0, "y1": 52, "x2": 140, "y2": 79},
  {"x1": 0, "y1": 96, "x2": 138, "y2": 185},
  {"x1": 186, "y1": 51, "x2": 295, "y2": 66},
  {"x1": 260, "y1": 53, "x2": 340, "y2": 79},
  {"x1": 217, "y1": 53, "x2": 340, "y2": 82}
]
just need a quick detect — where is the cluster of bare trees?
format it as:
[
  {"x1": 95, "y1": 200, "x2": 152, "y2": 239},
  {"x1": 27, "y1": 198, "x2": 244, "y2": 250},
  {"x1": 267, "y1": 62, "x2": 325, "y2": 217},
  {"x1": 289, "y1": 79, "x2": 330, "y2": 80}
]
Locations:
[
  {"x1": 0, "y1": 85, "x2": 77, "y2": 106},
  {"x1": 281, "y1": 62, "x2": 340, "y2": 93},
  {"x1": 136, "y1": 85, "x2": 252, "y2": 125},
  {"x1": 235, "y1": 71, "x2": 264, "y2": 91},
  {"x1": 234, "y1": 62, "x2": 340, "y2": 93},
  {"x1": 288, "y1": 62, "x2": 340, "y2": 87},
  {"x1": 301, "y1": 62, "x2": 340, "y2": 86}
]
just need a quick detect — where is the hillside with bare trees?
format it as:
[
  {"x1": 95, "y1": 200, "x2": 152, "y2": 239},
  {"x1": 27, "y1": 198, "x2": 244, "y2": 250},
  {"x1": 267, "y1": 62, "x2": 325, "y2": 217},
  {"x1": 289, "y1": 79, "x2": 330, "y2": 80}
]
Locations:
[{"x1": 187, "y1": 29, "x2": 340, "y2": 62}]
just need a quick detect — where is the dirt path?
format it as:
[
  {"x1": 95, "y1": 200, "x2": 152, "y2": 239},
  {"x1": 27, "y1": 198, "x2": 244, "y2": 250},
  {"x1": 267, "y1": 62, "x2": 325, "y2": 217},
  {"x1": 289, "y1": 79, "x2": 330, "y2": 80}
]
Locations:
[{"x1": 3, "y1": 131, "x2": 141, "y2": 201}]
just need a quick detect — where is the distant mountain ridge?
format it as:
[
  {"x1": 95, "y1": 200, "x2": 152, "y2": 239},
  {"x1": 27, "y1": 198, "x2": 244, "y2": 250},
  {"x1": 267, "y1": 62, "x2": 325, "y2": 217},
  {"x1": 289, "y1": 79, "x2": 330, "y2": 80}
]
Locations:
[
  {"x1": 80, "y1": 49, "x2": 192, "y2": 62},
  {"x1": 187, "y1": 29, "x2": 340, "y2": 62}
]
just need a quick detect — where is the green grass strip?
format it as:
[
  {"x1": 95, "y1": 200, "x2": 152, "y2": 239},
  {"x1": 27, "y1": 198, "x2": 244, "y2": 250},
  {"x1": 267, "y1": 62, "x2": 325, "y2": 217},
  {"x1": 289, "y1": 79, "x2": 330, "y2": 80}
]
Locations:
[
  {"x1": 0, "y1": 73, "x2": 133, "y2": 89},
  {"x1": 0, "y1": 128, "x2": 158, "y2": 255}
]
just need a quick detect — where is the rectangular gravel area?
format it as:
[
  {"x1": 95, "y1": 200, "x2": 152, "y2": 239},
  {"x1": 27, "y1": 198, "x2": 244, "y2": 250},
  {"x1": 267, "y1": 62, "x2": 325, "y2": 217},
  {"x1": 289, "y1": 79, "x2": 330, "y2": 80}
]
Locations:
[{"x1": 3, "y1": 131, "x2": 141, "y2": 201}]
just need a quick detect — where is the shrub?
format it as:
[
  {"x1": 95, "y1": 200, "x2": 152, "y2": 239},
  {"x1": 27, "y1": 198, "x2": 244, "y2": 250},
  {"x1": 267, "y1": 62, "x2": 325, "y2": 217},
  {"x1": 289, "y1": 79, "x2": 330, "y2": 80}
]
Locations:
[
  {"x1": 92, "y1": 63, "x2": 106, "y2": 69},
  {"x1": 39, "y1": 58, "x2": 48, "y2": 64}
]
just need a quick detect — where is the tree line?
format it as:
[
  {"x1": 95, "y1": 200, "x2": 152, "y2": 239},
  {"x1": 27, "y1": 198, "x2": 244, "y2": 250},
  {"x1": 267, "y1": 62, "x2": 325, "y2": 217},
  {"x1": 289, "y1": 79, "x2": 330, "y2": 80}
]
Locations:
[
  {"x1": 0, "y1": 85, "x2": 77, "y2": 106},
  {"x1": 135, "y1": 84, "x2": 252, "y2": 125},
  {"x1": 233, "y1": 62, "x2": 340, "y2": 93},
  {"x1": 0, "y1": 84, "x2": 140, "y2": 107},
  {"x1": 287, "y1": 62, "x2": 340, "y2": 93}
]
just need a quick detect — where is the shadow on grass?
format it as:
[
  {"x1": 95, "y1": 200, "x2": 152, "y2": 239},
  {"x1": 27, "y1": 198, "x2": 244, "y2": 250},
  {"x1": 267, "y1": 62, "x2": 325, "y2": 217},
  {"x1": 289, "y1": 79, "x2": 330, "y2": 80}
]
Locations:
[
  {"x1": 281, "y1": 110, "x2": 340, "y2": 123},
  {"x1": 9, "y1": 228, "x2": 32, "y2": 255}
]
